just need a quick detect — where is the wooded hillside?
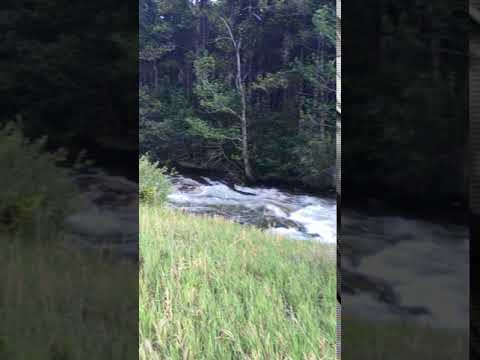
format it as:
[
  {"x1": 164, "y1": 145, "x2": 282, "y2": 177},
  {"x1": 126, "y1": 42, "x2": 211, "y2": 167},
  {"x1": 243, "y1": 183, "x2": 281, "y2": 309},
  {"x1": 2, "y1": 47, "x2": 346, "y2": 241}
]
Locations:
[{"x1": 140, "y1": 0, "x2": 336, "y2": 191}]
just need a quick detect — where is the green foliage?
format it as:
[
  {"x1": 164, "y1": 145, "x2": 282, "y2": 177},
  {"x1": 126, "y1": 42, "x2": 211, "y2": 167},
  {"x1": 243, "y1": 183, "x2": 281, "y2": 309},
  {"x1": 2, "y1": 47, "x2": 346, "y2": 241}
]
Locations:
[
  {"x1": 194, "y1": 55, "x2": 241, "y2": 118},
  {"x1": 139, "y1": 88, "x2": 163, "y2": 123},
  {"x1": 313, "y1": 4, "x2": 337, "y2": 46},
  {"x1": 139, "y1": 88, "x2": 165, "y2": 153},
  {"x1": 193, "y1": 55, "x2": 216, "y2": 82},
  {"x1": 186, "y1": 117, "x2": 239, "y2": 141},
  {"x1": 139, "y1": 154, "x2": 170, "y2": 205},
  {"x1": 1, "y1": 1, "x2": 137, "y2": 147},
  {"x1": 343, "y1": 1, "x2": 467, "y2": 204},
  {"x1": 139, "y1": 87, "x2": 195, "y2": 158},
  {"x1": 251, "y1": 72, "x2": 289, "y2": 92},
  {"x1": 295, "y1": 134, "x2": 336, "y2": 180},
  {"x1": 0, "y1": 123, "x2": 77, "y2": 236},
  {"x1": 293, "y1": 57, "x2": 336, "y2": 96},
  {"x1": 140, "y1": 0, "x2": 337, "y2": 190}
]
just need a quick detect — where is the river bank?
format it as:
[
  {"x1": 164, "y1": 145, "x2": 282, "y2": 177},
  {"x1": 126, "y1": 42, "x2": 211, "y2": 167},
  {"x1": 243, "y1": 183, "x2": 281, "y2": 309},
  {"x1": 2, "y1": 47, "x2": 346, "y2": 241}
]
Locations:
[
  {"x1": 170, "y1": 162, "x2": 336, "y2": 198},
  {"x1": 61, "y1": 168, "x2": 336, "y2": 261}
]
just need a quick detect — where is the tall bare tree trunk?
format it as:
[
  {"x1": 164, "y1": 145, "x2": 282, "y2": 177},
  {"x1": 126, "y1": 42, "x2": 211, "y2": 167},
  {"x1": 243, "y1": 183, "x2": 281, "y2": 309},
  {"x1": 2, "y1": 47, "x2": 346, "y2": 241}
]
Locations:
[
  {"x1": 235, "y1": 46, "x2": 254, "y2": 181},
  {"x1": 222, "y1": 17, "x2": 255, "y2": 182}
]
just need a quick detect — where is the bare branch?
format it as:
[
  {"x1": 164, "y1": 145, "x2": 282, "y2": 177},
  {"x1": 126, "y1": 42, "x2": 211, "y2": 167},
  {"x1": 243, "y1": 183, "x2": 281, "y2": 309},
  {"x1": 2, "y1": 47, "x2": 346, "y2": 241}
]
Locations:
[{"x1": 220, "y1": 17, "x2": 237, "y2": 49}]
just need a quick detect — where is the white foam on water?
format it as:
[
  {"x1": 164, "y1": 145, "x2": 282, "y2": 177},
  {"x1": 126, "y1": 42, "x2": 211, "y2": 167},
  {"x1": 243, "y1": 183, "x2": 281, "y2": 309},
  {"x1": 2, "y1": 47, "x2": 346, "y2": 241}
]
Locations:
[
  {"x1": 289, "y1": 205, "x2": 337, "y2": 243},
  {"x1": 265, "y1": 204, "x2": 289, "y2": 218},
  {"x1": 343, "y1": 213, "x2": 469, "y2": 331},
  {"x1": 168, "y1": 175, "x2": 337, "y2": 244},
  {"x1": 167, "y1": 193, "x2": 191, "y2": 203},
  {"x1": 358, "y1": 233, "x2": 469, "y2": 330}
]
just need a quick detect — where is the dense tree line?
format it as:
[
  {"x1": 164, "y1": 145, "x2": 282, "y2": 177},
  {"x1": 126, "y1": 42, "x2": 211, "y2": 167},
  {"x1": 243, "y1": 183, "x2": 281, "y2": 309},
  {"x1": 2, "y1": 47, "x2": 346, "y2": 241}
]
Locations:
[
  {"x1": 0, "y1": 1, "x2": 138, "y2": 166},
  {"x1": 140, "y1": 0, "x2": 336, "y2": 191},
  {"x1": 343, "y1": 0, "x2": 468, "y2": 210}
]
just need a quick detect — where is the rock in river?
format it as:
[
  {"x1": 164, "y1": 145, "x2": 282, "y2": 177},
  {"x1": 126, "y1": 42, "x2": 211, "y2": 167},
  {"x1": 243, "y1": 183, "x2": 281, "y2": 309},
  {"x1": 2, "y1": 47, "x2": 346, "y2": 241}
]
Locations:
[{"x1": 64, "y1": 173, "x2": 138, "y2": 261}]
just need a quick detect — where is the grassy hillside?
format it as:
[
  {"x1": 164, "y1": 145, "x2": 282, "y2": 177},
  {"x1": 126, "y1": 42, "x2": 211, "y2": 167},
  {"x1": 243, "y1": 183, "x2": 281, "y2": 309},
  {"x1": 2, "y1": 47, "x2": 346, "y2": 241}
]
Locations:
[
  {"x1": 140, "y1": 205, "x2": 336, "y2": 360},
  {"x1": 0, "y1": 124, "x2": 137, "y2": 359},
  {"x1": 343, "y1": 316, "x2": 468, "y2": 359},
  {"x1": 0, "y1": 236, "x2": 137, "y2": 359}
]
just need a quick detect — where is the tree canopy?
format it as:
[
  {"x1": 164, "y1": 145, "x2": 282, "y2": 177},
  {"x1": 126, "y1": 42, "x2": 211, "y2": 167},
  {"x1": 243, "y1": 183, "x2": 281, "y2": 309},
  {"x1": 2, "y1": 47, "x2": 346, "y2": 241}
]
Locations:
[{"x1": 140, "y1": 0, "x2": 336, "y2": 190}]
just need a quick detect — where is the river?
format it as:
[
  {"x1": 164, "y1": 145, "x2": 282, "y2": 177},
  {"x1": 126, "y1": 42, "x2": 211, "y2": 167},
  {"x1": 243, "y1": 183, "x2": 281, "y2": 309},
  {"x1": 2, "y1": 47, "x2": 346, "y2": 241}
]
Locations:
[
  {"x1": 166, "y1": 175, "x2": 337, "y2": 244},
  {"x1": 167, "y1": 175, "x2": 469, "y2": 331},
  {"x1": 342, "y1": 209, "x2": 469, "y2": 331},
  {"x1": 64, "y1": 171, "x2": 468, "y2": 332}
]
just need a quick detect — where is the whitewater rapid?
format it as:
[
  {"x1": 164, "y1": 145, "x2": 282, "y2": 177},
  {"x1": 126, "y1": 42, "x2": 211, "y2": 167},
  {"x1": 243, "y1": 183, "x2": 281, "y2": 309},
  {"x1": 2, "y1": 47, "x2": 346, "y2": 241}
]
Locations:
[{"x1": 167, "y1": 176, "x2": 336, "y2": 244}]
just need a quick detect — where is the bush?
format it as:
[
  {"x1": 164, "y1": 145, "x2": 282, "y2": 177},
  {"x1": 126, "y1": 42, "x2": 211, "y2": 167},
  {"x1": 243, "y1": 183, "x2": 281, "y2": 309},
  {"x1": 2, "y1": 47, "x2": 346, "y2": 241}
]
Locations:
[
  {"x1": 139, "y1": 154, "x2": 170, "y2": 205},
  {"x1": 293, "y1": 134, "x2": 336, "y2": 188},
  {"x1": 0, "y1": 122, "x2": 77, "y2": 236}
]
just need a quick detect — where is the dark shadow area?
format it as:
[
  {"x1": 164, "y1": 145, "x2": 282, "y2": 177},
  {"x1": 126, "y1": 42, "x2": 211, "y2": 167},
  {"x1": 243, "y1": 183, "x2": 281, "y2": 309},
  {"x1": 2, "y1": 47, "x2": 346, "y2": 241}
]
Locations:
[
  {"x1": 0, "y1": 1, "x2": 138, "y2": 359},
  {"x1": 341, "y1": 0, "x2": 469, "y2": 358},
  {"x1": 470, "y1": 1, "x2": 480, "y2": 356}
]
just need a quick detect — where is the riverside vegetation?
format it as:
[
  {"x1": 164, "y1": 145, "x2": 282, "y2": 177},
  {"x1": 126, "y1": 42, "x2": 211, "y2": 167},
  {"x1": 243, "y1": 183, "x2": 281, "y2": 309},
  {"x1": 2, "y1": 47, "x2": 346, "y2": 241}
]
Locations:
[
  {"x1": 1, "y1": 130, "x2": 464, "y2": 360},
  {"x1": 139, "y1": 156, "x2": 337, "y2": 359},
  {"x1": 0, "y1": 124, "x2": 137, "y2": 359},
  {"x1": 140, "y1": 0, "x2": 337, "y2": 191},
  {"x1": 139, "y1": 1, "x2": 338, "y2": 356}
]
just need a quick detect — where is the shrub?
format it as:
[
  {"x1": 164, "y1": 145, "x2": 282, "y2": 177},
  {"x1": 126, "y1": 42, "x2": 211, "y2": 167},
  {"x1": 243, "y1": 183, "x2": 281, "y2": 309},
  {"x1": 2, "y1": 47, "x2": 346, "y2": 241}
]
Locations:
[
  {"x1": 139, "y1": 154, "x2": 170, "y2": 205},
  {"x1": 0, "y1": 122, "x2": 77, "y2": 236}
]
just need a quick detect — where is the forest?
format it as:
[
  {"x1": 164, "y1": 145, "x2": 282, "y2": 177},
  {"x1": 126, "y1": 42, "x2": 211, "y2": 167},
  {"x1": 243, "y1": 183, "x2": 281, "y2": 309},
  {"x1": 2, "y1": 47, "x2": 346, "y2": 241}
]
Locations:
[
  {"x1": 342, "y1": 0, "x2": 468, "y2": 212},
  {"x1": 0, "y1": 0, "x2": 138, "y2": 175},
  {"x1": 140, "y1": 0, "x2": 337, "y2": 192}
]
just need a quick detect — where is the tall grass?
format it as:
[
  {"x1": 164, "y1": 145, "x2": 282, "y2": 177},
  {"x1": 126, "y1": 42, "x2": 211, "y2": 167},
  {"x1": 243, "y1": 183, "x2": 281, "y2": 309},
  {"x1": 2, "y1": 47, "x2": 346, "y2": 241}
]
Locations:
[
  {"x1": 140, "y1": 205, "x2": 336, "y2": 359},
  {"x1": 342, "y1": 316, "x2": 468, "y2": 359},
  {"x1": 0, "y1": 124, "x2": 137, "y2": 359},
  {"x1": 0, "y1": 235, "x2": 138, "y2": 359}
]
